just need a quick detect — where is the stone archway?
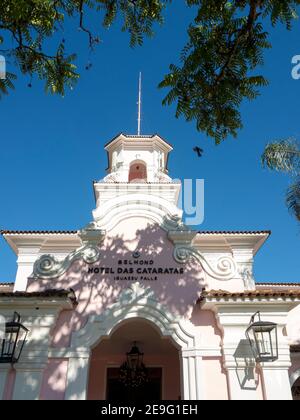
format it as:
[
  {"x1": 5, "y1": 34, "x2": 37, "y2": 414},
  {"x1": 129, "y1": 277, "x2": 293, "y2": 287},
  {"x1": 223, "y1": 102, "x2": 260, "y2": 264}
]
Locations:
[
  {"x1": 64, "y1": 282, "x2": 203, "y2": 400},
  {"x1": 87, "y1": 318, "x2": 181, "y2": 400}
]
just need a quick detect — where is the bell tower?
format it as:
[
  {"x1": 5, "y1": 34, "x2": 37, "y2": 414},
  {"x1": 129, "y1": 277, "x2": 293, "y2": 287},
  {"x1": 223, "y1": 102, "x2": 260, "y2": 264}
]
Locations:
[
  {"x1": 91, "y1": 75, "x2": 182, "y2": 227},
  {"x1": 92, "y1": 133, "x2": 182, "y2": 229},
  {"x1": 103, "y1": 133, "x2": 173, "y2": 183}
]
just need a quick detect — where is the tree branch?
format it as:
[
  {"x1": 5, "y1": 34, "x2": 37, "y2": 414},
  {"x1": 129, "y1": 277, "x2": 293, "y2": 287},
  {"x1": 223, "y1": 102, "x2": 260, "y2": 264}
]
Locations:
[
  {"x1": 215, "y1": 0, "x2": 263, "y2": 84},
  {"x1": 78, "y1": 0, "x2": 94, "y2": 49}
]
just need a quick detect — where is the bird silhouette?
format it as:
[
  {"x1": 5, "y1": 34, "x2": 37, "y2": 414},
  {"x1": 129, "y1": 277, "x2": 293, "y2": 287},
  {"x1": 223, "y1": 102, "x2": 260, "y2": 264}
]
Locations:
[{"x1": 193, "y1": 146, "x2": 203, "y2": 157}]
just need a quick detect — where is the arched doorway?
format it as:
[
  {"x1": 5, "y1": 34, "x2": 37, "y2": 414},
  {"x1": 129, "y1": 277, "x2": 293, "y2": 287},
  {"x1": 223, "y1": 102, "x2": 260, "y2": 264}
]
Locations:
[
  {"x1": 128, "y1": 160, "x2": 147, "y2": 183},
  {"x1": 87, "y1": 319, "x2": 181, "y2": 401},
  {"x1": 65, "y1": 283, "x2": 200, "y2": 400}
]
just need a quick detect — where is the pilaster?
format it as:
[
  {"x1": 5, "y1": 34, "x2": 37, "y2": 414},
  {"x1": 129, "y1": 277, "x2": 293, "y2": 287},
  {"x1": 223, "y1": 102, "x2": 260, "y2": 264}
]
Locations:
[
  {"x1": 181, "y1": 349, "x2": 205, "y2": 400},
  {"x1": 65, "y1": 351, "x2": 90, "y2": 400}
]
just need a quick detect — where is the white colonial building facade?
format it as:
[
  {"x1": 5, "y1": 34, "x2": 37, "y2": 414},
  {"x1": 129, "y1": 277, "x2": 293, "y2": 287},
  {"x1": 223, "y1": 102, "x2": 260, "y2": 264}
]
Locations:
[{"x1": 0, "y1": 133, "x2": 300, "y2": 400}]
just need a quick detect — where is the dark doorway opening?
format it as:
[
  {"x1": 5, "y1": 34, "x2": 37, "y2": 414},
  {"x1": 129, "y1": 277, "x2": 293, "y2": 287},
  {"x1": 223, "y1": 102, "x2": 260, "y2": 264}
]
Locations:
[{"x1": 106, "y1": 367, "x2": 162, "y2": 401}]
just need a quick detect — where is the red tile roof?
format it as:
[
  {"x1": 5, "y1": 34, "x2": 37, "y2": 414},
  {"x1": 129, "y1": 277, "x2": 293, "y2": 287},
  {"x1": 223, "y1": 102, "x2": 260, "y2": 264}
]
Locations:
[
  {"x1": 199, "y1": 289, "x2": 300, "y2": 301},
  {"x1": 0, "y1": 289, "x2": 77, "y2": 305},
  {"x1": 256, "y1": 282, "x2": 300, "y2": 287},
  {"x1": 1, "y1": 229, "x2": 271, "y2": 236},
  {"x1": 1, "y1": 230, "x2": 78, "y2": 235},
  {"x1": 197, "y1": 231, "x2": 271, "y2": 235}
]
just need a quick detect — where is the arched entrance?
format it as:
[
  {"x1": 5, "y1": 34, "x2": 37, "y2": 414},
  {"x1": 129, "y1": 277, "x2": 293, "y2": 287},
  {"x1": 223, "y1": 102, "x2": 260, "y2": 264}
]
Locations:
[
  {"x1": 65, "y1": 283, "x2": 202, "y2": 400},
  {"x1": 87, "y1": 318, "x2": 181, "y2": 400}
]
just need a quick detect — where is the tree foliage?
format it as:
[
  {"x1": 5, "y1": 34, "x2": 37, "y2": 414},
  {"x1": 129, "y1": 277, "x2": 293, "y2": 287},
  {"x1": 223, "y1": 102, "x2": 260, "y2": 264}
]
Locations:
[
  {"x1": 0, "y1": 1, "x2": 300, "y2": 142},
  {"x1": 262, "y1": 139, "x2": 300, "y2": 221},
  {"x1": 0, "y1": 0, "x2": 167, "y2": 97}
]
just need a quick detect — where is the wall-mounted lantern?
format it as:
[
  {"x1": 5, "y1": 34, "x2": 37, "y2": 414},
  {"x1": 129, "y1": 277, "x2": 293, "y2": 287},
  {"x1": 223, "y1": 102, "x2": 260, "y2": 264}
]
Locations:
[
  {"x1": 119, "y1": 342, "x2": 148, "y2": 387},
  {"x1": 0, "y1": 312, "x2": 29, "y2": 364},
  {"x1": 246, "y1": 311, "x2": 278, "y2": 363}
]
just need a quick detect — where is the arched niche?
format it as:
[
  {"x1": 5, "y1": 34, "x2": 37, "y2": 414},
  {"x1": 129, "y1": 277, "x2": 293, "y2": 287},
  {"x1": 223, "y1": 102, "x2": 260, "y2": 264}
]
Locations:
[{"x1": 129, "y1": 160, "x2": 147, "y2": 183}]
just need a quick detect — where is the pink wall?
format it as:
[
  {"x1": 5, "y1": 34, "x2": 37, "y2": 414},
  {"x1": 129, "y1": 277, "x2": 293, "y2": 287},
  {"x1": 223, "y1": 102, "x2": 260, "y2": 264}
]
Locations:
[
  {"x1": 2, "y1": 368, "x2": 16, "y2": 400},
  {"x1": 39, "y1": 359, "x2": 68, "y2": 400},
  {"x1": 24, "y1": 217, "x2": 261, "y2": 400},
  {"x1": 202, "y1": 357, "x2": 228, "y2": 400},
  {"x1": 191, "y1": 308, "x2": 223, "y2": 345},
  {"x1": 28, "y1": 219, "x2": 206, "y2": 349},
  {"x1": 256, "y1": 366, "x2": 266, "y2": 400}
]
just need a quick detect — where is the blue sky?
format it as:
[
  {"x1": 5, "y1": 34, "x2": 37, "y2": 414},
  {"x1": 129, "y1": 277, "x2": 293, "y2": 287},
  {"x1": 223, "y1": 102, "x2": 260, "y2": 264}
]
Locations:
[{"x1": 0, "y1": 3, "x2": 299, "y2": 283}]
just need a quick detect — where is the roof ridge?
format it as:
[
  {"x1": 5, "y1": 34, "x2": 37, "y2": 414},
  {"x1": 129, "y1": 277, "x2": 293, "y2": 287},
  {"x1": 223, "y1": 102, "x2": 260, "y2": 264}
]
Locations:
[
  {"x1": 256, "y1": 282, "x2": 300, "y2": 286},
  {"x1": 197, "y1": 230, "x2": 271, "y2": 235},
  {"x1": 199, "y1": 289, "x2": 300, "y2": 300},
  {"x1": 0, "y1": 288, "x2": 78, "y2": 305},
  {"x1": 1, "y1": 230, "x2": 78, "y2": 235}
]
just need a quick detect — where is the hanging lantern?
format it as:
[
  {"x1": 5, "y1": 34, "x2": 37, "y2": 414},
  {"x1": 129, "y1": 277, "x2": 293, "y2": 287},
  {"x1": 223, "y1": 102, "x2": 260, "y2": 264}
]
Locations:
[
  {"x1": 119, "y1": 342, "x2": 148, "y2": 387},
  {"x1": 127, "y1": 342, "x2": 144, "y2": 370},
  {"x1": 0, "y1": 312, "x2": 29, "y2": 364},
  {"x1": 246, "y1": 311, "x2": 278, "y2": 363}
]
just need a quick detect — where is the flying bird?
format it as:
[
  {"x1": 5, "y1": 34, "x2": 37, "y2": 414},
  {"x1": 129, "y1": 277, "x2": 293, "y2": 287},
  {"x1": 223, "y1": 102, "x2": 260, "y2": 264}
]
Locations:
[{"x1": 193, "y1": 146, "x2": 204, "y2": 157}]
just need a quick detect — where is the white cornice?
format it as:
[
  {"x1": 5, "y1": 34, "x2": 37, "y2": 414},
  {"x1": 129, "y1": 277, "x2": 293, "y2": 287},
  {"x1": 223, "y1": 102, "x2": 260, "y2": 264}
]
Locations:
[
  {"x1": 200, "y1": 297, "x2": 300, "y2": 312},
  {"x1": 104, "y1": 133, "x2": 173, "y2": 153},
  {"x1": 93, "y1": 182, "x2": 181, "y2": 209},
  {"x1": 192, "y1": 232, "x2": 270, "y2": 256},
  {"x1": 2, "y1": 233, "x2": 81, "y2": 255}
]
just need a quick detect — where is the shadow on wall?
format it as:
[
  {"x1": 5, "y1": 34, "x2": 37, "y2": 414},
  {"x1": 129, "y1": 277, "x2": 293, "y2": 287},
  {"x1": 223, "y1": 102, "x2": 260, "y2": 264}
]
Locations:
[
  {"x1": 27, "y1": 220, "x2": 206, "y2": 348},
  {"x1": 233, "y1": 339, "x2": 259, "y2": 390}
]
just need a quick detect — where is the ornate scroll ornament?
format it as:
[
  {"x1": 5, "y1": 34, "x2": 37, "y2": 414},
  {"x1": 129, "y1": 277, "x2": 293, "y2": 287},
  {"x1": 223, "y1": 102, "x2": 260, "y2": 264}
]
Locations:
[
  {"x1": 32, "y1": 227, "x2": 105, "y2": 279},
  {"x1": 173, "y1": 245, "x2": 237, "y2": 281}
]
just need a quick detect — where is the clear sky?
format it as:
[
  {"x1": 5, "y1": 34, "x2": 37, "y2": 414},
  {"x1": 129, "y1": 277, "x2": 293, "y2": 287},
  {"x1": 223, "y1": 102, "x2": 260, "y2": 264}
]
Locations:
[{"x1": 0, "y1": 3, "x2": 299, "y2": 283}]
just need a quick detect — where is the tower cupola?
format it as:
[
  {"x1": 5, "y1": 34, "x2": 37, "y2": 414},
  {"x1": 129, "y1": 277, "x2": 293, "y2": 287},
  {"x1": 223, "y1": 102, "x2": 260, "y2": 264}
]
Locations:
[{"x1": 103, "y1": 133, "x2": 173, "y2": 183}]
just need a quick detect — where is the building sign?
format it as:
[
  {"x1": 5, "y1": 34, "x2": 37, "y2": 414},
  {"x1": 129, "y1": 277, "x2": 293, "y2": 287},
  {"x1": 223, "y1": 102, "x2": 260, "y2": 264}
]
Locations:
[{"x1": 86, "y1": 254, "x2": 185, "y2": 282}]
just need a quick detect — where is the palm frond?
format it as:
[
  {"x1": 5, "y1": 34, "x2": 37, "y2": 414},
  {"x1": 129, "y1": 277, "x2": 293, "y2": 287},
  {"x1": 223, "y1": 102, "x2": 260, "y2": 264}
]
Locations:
[
  {"x1": 261, "y1": 138, "x2": 300, "y2": 173},
  {"x1": 286, "y1": 179, "x2": 300, "y2": 221}
]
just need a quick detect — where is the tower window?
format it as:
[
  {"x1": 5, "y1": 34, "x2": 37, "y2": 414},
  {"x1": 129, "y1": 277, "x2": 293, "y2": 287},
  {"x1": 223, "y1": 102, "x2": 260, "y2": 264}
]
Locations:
[{"x1": 129, "y1": 161, "x2": 147, "y2": 183}]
